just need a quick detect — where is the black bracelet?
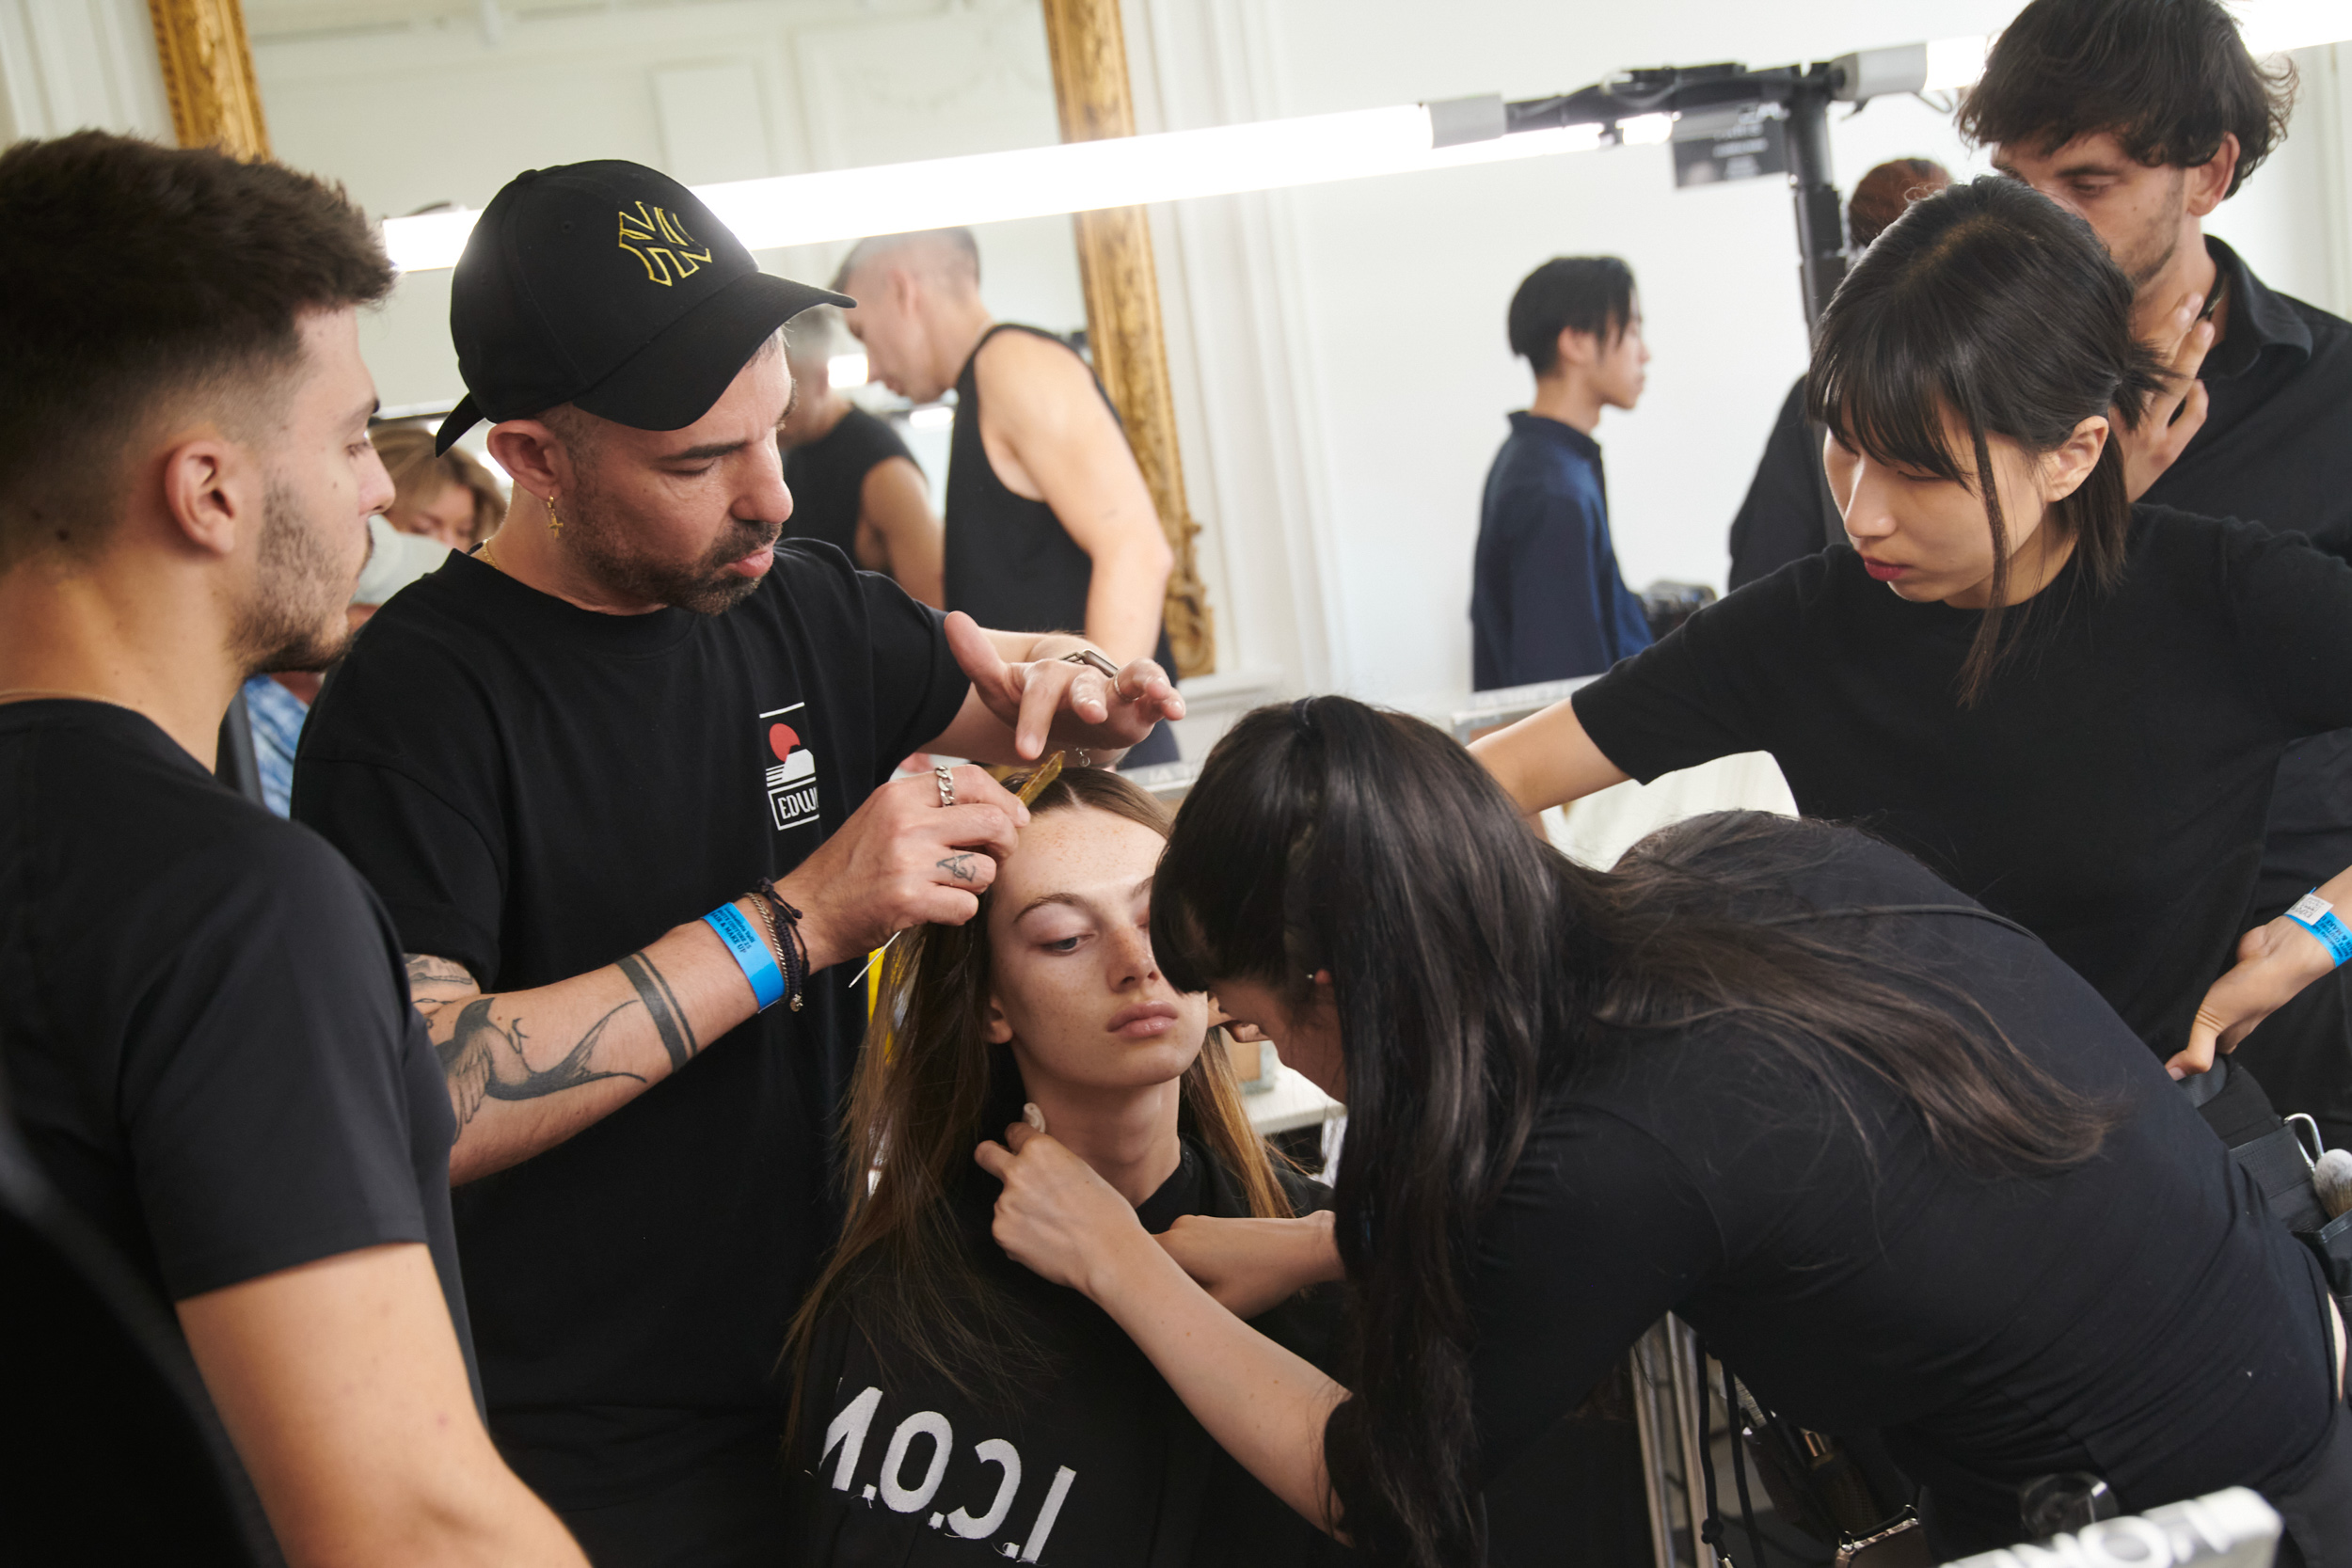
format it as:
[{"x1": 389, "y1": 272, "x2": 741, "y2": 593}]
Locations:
[{"x1": 755, "y1": 877, "x2": 810, "y2": 1013}]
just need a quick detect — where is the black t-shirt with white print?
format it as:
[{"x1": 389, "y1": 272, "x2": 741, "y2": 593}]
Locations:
[
  {"x1": 791, "y1": 1134, "x2": 1352, "y2": 1568},
  {"x1": 293, "y1": 543, "x2": 968, "y2": 1514}
]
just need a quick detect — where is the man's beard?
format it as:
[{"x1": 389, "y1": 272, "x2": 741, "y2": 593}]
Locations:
[
  {"x1": 561, "y1": 468, "x2": 777, "y2": 616},
  {"x1": 234, "y1": 480, "x2": 358, "y2": 677},
  {"x1": 2120, "y1": 168, "x2": 2187, "y2": 293}
]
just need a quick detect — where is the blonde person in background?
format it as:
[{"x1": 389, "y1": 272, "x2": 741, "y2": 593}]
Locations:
[{"x1": 373, "y1": 423, "x2": 506, "y2": 549}]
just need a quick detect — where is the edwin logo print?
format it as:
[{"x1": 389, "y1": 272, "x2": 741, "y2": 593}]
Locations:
[{"x1": 762, "y1": 704, "x2": 820, "y2": 831}]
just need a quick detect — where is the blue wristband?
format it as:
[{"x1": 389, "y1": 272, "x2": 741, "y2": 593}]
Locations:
[
  {"x1": 2286, "y1": 890, "x2": 2352, "y2": 969},
  {"x1": 705, "y1": 902, "x2": 787, "y2": 1009}
]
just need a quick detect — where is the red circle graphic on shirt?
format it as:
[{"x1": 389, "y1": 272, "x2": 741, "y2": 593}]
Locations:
[{"x1": 769, "y1": 723, "x2": 800, "y2": 761}]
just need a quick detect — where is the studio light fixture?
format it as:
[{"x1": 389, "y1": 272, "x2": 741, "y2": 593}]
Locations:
[{"x1": 379, "y1": 4, "x2": 2352, "y2": 277}]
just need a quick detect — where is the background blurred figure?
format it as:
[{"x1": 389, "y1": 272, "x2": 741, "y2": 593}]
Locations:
[
  {"x1": 836, "y1": 229, "x2": 1180, "y2": 767},
  {"x1": 1470, "y1": 256, "x2": 1652, "y2": 691},
  {"x1": 373, "y1": 423, "x2": 504, "y2": 549},
  {"x1": 1725, "y1": 158, "x2": 1952, "y2": 590},
  {"x1": 244, "y1": 515, "x2": 450, "y2": 816},
  {"x1": 777, "y1": 306, "x2": 944, "y2": 607}
]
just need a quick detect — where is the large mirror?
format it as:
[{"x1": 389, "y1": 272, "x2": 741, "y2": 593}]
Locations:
[{"x1": 147, "y1": 0, "x2": 1214, "y2": 675}]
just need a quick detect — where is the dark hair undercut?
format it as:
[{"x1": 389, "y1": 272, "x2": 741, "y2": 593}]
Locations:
[
  {"x1": 1506, "y1": 256, "x2": 1634, "y2": 375},
  {"x1": 0, "y1": 132, "x2": 393, "y2": 567},
  {"x1": 1957, "y1": 0, "x2": 2295, "y2": 198},
  {"x1": 1805, "y1": 176, "x2": 2167, "y2": 705}
]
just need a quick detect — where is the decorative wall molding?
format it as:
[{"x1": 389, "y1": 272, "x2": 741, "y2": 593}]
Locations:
[
  {"x1": 1041, "y1": 0, "x2": 1215, "y2": 678},
  {"x1": 147, "y1": 0, "x2": 268, "y2": 156}
]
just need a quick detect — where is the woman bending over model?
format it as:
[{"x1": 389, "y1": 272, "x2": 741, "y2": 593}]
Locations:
[
  {"x1": 979, "y1": 699, "x2": 2349, "y2": 1566},
  {"x1": 1474, "y1": 176, "x2": 2352, "y2": 1148},
  {"x1": 784, "y1": 764, "x2": 1346, "y2": 1566}
]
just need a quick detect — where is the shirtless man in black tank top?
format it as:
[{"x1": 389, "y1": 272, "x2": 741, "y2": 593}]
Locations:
[{"x1": 835, "y1": 229, "x2": 1181, "y2": 767}]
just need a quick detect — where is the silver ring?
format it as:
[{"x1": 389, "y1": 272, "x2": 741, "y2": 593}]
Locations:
[
  {"x1": 1061, "y1": 647, "x2": 1130, "y2": 700},
  {"x1": 934, "y1": 764, "x2": 956, "y2": 808}
]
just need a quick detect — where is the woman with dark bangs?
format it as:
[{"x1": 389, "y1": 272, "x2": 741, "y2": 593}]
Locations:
[
  {"x1": 1474, "y1": 175, "x2": 2352, "y2": 1142},
  {"x1": 975, "y1": 699, "x2": 2349, "y2": 1566},
  {"x1": 782, "y1": 764, "x2": 1347, "y2": 1567}
]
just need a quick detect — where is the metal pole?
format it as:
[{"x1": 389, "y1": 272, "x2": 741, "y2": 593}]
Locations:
[
  {"x1": 1783, "y1": 77, "x2": 1847, "y2": 330},
  {"x1": 1630, "y1": 1327, "x2": 1683, "y2": 1568}
]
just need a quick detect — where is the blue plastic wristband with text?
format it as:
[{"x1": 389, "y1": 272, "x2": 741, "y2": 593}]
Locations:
[
  {"x1": 2285, "y1": 889, "x2": 2352, "y2": 969},
  {"x1": 704, "y1": 902, "x2": 786, "y2": 1009}
]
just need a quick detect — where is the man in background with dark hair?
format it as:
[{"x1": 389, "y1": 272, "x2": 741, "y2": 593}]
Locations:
[
  {"x1": 1963, "y1": 0, "x2": 2352, "y2": 1145},
  {"x1": 1725, "y1": 158, "x2": 1951, "y2": 590},
  {"x1": 1470, "y1": 255, "x2": 1652, "y2": 690},
  {"x1": 778, "y1": 305, "x2": 944, "y2": 607},
  {"x1": 0, "y1": 132, "x2": 584, "y2": 1567}
]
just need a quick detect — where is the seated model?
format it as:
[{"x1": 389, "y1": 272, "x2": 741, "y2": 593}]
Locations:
[{"x1": 785, "y1": 766, "x2": 1344, "y2": 1565}]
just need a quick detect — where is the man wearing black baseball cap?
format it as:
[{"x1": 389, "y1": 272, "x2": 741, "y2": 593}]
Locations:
[{"x1": 294, "y1": 160, "x2": 1182, "y2": 1564}]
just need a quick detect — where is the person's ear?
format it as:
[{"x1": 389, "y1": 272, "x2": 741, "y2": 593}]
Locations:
[
  {"x1": 486, "y1": 420, "x2": 565, "y2": 499},
  {"x1": 983, "y1": 992, "x2": 1014, "y2": 1046},
  {"x1": 891, "y1": 266, "x2": 921, "y2": 315},
  {"x1": 2186, "y1": 133, "x2": 2239, "y2": 219},
  {"x1": 157, "y1": 433, "x2": 254, "y2": 559},
  {"x1": 1553, "y1": 325, "x2": 1597, "y2": 370},
  {"x1": 2040, "y1": 414, "x2": 2110, "y2": 503}
]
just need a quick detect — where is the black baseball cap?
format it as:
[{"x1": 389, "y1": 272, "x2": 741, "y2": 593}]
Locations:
[{"x1": 435, "y1": 160, "x2": 850, "y2": 453}]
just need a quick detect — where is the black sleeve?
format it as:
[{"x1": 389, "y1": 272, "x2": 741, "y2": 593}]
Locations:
[
  {"x1": 2212, "y1": 514, "x2": 2352, "y2": 736},
  {"x1": 294, "y1": 735, "x2": 507, "y2": 985},
  {"x1": 840, "y1": 408, "x2": 918, "y2": 483},
  {"x1": 1727, "y1": 380, "x2": 1836, "y2": 592},
  {"x1": 123, "y1": 829, "x2": 440, "y2": 1300},
  {"x1": 854, "y1": 565, "x2": 968, "y2": 775},
  {"x1": 1466, "y1": 1108, "x2": 1724, "y2": 1483},
  {"x1": 1571, "y1": 561, "x2": 1820, "y2": 783}
]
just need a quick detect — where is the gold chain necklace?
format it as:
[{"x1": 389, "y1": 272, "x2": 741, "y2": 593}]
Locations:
[{"x1": 475, "y1": 538, "x2": 503, "y2": 574}]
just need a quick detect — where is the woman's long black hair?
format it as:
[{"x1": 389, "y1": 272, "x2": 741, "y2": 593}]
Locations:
[
  {"x1": 1152, "y1": 698, "x2": 2121, "y2": 1568},
  {"x1": 1806, "y1": 175, "x2": 2168, "y2": 704}
]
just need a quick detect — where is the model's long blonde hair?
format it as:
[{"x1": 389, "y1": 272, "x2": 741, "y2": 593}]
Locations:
[{"x1": 787, "y1": 766, "x2": 1293, "y2": 1416}]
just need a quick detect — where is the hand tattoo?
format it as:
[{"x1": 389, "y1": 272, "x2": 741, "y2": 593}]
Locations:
[{"x1": 938, "y1": 852, "x2": 980, "y2": 884}]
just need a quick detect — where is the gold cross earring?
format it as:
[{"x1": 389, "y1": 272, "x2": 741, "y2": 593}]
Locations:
[{"x1": 545, "y1": 492, "x2": 563, "y2": 536}]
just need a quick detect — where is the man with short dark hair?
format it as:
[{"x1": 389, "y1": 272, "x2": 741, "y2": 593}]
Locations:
[
  {"x1": 1963, "y1": 0, "x2": 2352, "y2": 1144},
  {"x1": 293, "y1": 163, "x2": 1183, "y2": 1565},
  {"x1": 0, "y1": 132, "x2": 585, "y2": 1568},
  {"x1": 1470, "y1": 255, "x2": 1653, "y2": 690}
]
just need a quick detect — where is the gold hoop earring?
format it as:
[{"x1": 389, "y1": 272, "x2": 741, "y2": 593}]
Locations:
[{"x1": 544, "y1": 492, "x2": 563, "y2": 536}]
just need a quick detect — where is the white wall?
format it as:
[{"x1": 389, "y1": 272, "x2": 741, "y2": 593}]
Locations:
[
  {"x1": 250, "y1": 0, "x2": 1087, "y2": 413},
  {"x1": 0, "y1": 0, "x2": 169, "y2": 143},
  {"x1": 1131, "y1": 0, "x2": 2349, "y2": 714}
]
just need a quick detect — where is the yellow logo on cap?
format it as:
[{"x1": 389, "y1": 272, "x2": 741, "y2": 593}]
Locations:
[{"x1": 616, "y1": 202, "x2": 714, "y2": 287}]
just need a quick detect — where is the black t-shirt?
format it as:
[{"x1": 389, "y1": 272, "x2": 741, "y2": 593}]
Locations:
[
  {"x1": 783, "y1": 405, "x2": 919, "y2": 565},
  {"x1": 1457, "y1": 817, "x2": 2341, "y2": 1556},
  {"x1": 293, "y1": 546, "x2": 968, "y2": 1510},
  {"x1": 1572, "y1": 509, "x2": 2352, "y2": 1059},
  {"x1": 0, "y1": 702, "x2": 474, "y2": 1355},
  {"x1": 792, "y1": 1135, "x2": 1348, "y2": 1567}
]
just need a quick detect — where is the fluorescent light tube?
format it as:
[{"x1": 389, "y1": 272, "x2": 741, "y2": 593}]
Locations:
[{"x1": 382, "y1": 105, "x2": 1600, "y2": 273}]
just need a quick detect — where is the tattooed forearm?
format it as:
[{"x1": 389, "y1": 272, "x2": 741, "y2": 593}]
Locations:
[
  {"x1": 437, "y1": 995, "x2": 647, "y2": 1129},
  {"x1": 937, "y1": 852, "x2": 979, "y2": 884},
  {"x1": 618, "y1": 951, "x2": 698, "y2": 1072}
]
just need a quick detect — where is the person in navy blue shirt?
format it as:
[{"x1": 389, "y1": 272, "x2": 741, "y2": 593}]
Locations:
[{"x1": 1470, "y1": 256, "x2": 1654, "y2": 690}]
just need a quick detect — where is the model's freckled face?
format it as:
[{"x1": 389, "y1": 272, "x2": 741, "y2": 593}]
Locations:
[{"x1": 983, "y1": 806, "x2": 1208, "y2": 1096}]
